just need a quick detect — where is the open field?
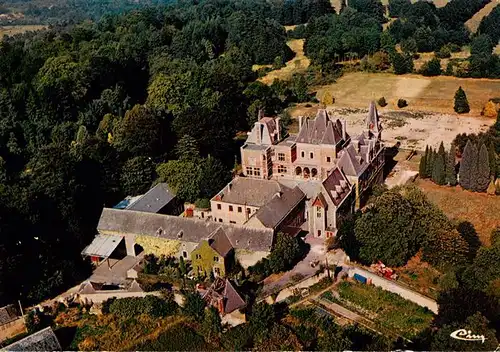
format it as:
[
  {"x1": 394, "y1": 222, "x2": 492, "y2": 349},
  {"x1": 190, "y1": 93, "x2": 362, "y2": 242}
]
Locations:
[
  {"x1": 465, "y1": 0, "x2": 500, "y2": 33},
  {"x1": 289, "y1": 104, "x2": 492, "y2": 151},
  {"x1": 416, "y1": 178, "x2": 500, "y2": 245},
  {"x1": 257, "y1": 39, "x2": 310, "y2": 85},
  {"x1": 315, "y1": 72, "x2": 500, "y2": 115},
  {"x1": 0, "y1": 25, "x2": 45, "y2": 37}
]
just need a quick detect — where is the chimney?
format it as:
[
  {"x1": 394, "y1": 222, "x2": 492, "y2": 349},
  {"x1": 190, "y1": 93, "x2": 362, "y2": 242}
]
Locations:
[
  {"x1": 276, "y1": 117, "x2": 281, "y2": 142},
  {"x1": 341, "y1": 119, "x2": 347, "y2": 140},
  {"x1": 255, "y1": 122, "x2": 262, "y2": 145},
  {"x1": 299, "y1": 116, "x2": 303, "y2": 130}
]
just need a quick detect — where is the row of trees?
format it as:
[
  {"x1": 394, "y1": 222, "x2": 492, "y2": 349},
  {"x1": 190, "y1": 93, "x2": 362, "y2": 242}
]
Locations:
[{"x1": 419, "y1": 143, "x2": 457, "y2": 186}]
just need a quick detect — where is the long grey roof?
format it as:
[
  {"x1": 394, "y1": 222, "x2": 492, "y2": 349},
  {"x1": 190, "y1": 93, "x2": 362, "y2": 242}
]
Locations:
[
  {"x1": 97, "y1": 208, "x2": 273, "y2": 252},
  {"x1": 3, "y1": 327, "x2": 61, "y2": 351},
  {"x1": 81, "y1": 234, "x2": 124, "y2": 258},
  {"x1": 255, "y1": 186, "x2": 305, "y2": 229},
  {"x1": 214, "y1": 177, "x2": 288, "y2": 207},
  {"x1": 126, "y1": 183, "x2": 176, "y2": 213}
]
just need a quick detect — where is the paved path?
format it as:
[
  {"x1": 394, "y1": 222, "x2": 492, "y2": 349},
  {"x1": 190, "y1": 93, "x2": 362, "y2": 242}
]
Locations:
[{"x1": 260, "y1": 235, "x2": 325, "y2": 297}]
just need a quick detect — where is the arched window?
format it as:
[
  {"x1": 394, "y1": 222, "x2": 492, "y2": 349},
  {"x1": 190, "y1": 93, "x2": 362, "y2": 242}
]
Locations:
[
  {"x1": 295, "y1": 166, "x2": 302, "y2": 176},
  {"x1": 311, "y1": 168, "x2": 318, "y2": 177}
]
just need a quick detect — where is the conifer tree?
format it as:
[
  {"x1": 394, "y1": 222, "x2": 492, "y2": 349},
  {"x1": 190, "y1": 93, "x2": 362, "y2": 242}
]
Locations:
[
  {"x1": 469, "y1": 143, "x2": 479, "y2": 191},
  {"x1": 425, "y1": 147, "x2": 434, "y2": 177},
  {"x1": 476, "y1": 143, "x2": 490, "y2": 192},
  {"x1": 454, "y1": 86, "x2": 470, "y2": 114},
  {"x1": 459, "y1": 140, "x2": 474, "y2": 190},
  {"x1": 432, "y1": 152, "x2": 446, "y2": 185},
  {"x1": 446, "y1": 144, "x2": 457, "y2": 186},
  {"x1": 419, "y1": 146, "x2": 428, "y2": 177},
  {"x1": 438, "y1": 141, "x2": 445, "y2": 156},
  {"x1": 488, "y1": 142, "x2": 497, "y2": 178}
]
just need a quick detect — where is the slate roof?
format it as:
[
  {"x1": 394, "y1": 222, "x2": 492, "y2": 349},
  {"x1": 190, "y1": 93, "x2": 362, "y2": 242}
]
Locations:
[
  {"x1": 322, "y1": 167, "x2": 352, "y2": 207},
  {"x1": 245, "y1": 116, "x2": 278, "y2": 146},
  {"x1": 208, "y1": 227, "x2": 233, "y2": 257},
  {"x1": 97, "y1": 208, "x2": 274, "y2": 252},
  {"x1": 296, "y1": 109, "x2": 347, "y2": 145},
  {"x1": 215, "y1": 177, "x2": 288, "y2": 207},
  {"x1": 0, "y1": 305, "x2": 19, "y2": 325},
  {"x1": 254, "y1": 186, "x2": 305, "y2": 229},
  {"x1": 3, "y1": 327, "x2": 61, "y2": 351},
  {"x1": 366, "y1": 101, "x2": 382, "y2": 133},
  {"x1": 337, "y1": 144, "x2": 368, "y2": 177},
  {"x1": 223, "y1": 280, "x2": 246, "y2": 314},
  {"x1": 126, "y1": 183, "x2": 176, "y2": 213}
]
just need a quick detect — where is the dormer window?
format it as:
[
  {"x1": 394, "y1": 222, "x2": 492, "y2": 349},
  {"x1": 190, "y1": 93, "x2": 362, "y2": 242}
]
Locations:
[
  {"x1": 301, "y1": 151, "x2": 305, "y2": 158},
  {"x1": 156, "y1": 227, "x2": 163, "y2": 236},
  {"x1": 310, "y1": 152, "x2": 314, "y2": 159},
  {"x1": 177, "y1": 231, "x2": 183, "y2": 239}
]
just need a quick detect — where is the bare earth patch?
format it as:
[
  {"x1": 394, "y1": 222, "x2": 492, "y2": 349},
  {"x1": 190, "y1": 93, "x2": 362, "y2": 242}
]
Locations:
[
  {"x1": 325, "y1": 107, "x2": 490, "y2": 151},
  {"x1": 465, "y1": 0, "x2": 500, "y2": 33},
  {"x1": 416, "y1": 178, "x2": 500, "y2": 245},
  {"x1": 315, "y1": 72, "x2": 500, "y2": 115},
  {"x1": 0, "y1": 25, "x2": 45, "y2": 36},
  {"x1": 258, "y1": 39, "x2": 310, "y2": 85}
]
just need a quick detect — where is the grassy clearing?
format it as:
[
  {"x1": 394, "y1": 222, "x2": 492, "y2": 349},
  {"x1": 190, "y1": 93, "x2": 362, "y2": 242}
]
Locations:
[
  {"x1": 258, "y1": 39, "x2": 310, "y2": 85},
  {"x1": 315, "y1": 71, "x2": 500, "y2": 115},
  {"x1": 412, "y1": 48, "x2": 470, "y2": 71},
  {"x1": 336, "y1": 281, "x2": 434, "y2": 340},
  {"x1": 0, "y1": 25, "x2": 45, "y2": 37},
  {"x1": 465, "y1": 0, "x2": 500, "y2": 33},
  {"x1": 416, "y1": 178, "x2": 500, "y2": 245},
  {"x1": 397, "y1": 254, "x2": 441, "y2": 300}
]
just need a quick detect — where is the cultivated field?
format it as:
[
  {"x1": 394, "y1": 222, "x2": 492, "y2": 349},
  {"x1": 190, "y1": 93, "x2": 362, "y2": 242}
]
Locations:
[
  {"x1": 257, "y1": 39, "x2": 310, "y2": 85},
  {"x1": 0, "y1": 25, "x2": 45, "y2": 37},
  {"x1": 315, "y1": 72, "x2": 500, "y2": 115},
  {"x1": 465, "y1": 0, "x2": 500, "y2": 33}
]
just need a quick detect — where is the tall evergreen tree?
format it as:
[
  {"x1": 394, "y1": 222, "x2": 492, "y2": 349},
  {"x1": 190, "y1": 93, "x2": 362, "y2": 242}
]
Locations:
[
  {"x1": 454, "y1": 86, "x2": 470, "y2": 114},
  {"x1": 432, "y1": 152, "x2": 446, "y2": 185},
  {"x1": 469, "y1": 143, "x2": 479, "y2": 191},
  {"x1": 488, "y1": 142, "x2": 497, "y2": 178},
  {"x1": 425, "y1": 147, "x2": 434, "y2": 177},
  {"x1": 475, "y1": 143, "x2": 490, "y2": 192},
  {"x1": 459, "y1": 140, "x2": 474, "y2": 190},
  {"x1": 419, "y1": 146, "x2": 428, "y2": 177},
  {"x1": 446, "y1": 144, "x2": 457, "y2": 186}
]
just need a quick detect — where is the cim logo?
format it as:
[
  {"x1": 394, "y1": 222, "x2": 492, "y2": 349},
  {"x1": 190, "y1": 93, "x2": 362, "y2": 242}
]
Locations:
[{"x1": 450, "y1": 329, "x2": 486, "y2": 343}]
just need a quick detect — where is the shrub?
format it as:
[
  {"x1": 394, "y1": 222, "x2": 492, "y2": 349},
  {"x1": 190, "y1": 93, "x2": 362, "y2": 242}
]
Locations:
[
  {"x1": 420, "y1": 58, "x2": 442, "y2": 76},
  {"x1": 377, "y1": 97, "x2": 387, "y2": 107},
  {"x1": 397, "y1": 99, "x2": 408, "y2": 108},
  {"x1": 194, "y1": 198, "x2": 210, "y2": 209},
  {"x1": 108, "y1": 295, "x2": 177, "y2": 318},
  {"x1": 435, "y1": 46, "x2": 451, "y2": 59},
  {"x1": 454, "y1": 86, "x2": 470, "y2": 114}
]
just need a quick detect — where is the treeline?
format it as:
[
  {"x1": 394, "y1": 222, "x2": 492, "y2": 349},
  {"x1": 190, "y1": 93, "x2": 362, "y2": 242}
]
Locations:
[
  {"x1": 0, "y1": 0, "x2": 324, "y2": 306},
  {"x1": 1, "y1": 0, "x2": 334, "y2": 26}
]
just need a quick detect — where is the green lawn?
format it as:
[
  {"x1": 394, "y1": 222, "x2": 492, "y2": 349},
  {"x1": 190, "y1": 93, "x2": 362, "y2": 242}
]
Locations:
[{"x1": 337, "y1": 281, "x2": 434, "y2": 340}]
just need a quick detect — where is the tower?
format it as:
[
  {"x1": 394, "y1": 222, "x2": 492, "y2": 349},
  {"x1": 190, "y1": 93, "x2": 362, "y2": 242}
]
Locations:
[{"x1": 366, "y1": 101, "x2": 382, "y2": 140}]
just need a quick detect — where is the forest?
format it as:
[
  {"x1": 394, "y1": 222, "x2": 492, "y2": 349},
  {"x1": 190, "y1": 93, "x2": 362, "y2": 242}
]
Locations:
[{"x1": 0, "y1": 0, "x2": 335, "y2": 305}]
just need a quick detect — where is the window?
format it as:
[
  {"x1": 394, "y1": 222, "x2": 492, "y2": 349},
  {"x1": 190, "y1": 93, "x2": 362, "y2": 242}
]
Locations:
[
  {"x1": 214, "y1": 267, "x2": 220, "y2": 275},
  {"x1": 195, "y1": 254, "x2": 201, "y2": 259},
  {"x1": 230, "y1": 221, "x2": 236, "y2": 224},
  {"x1": 218, "y1": 218, "x2": 223, "y2": 223},
  {"x1": 214, "y1": 256, "x2": 219, "y2": 262},
  {"x1": 310, "y1": 152, "x2": 314, "y2": 159},
  {"x1": 254, "y1": 168, "x2": 261, "y2": 176},
  {"x1": 327, "y1": 157, "x2": 331, "y2": 162},
  {"x1": 247, "y1": 208, "x2": 251, "y2": 214},
  {"x1": 238, "y1": 206, "x2": 242, "y2": 213},
  {"x1": 217, "y1": 204, "x2": 221, "y2": 210},
  {"x1": 197, "y1": 266, "x2": 202, "y2": 271},
  {"x1": 277, "y1": 165, "x2": 287, "y2": 174},
  {"x1": 246, "y1": 167, "x2": 254, "y2": 176},
  {"x1": 317, "y1": 230, "x2": 322, "y2": 237},
  {"x1": 262, "y1": 155, "x2": 266, "y2": 161},
  {"x1": 301, "y1": 151, "x2": 305, "y2": 158},
  {"x1": 229, "y1": 205, "x2": 233, "y2": 212},
  {"x1": 183, "y1": 251, "x2": 187, "y2": 258},
  {"x1": 201, "y1": 212, "x2": 204, "y2": 218},
  {"x1": 278, "y1": 153, "x2": 285, "y2": 161},
  {"x1": 316, "y1": 206, "x2": 322, "y2": 218}
]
